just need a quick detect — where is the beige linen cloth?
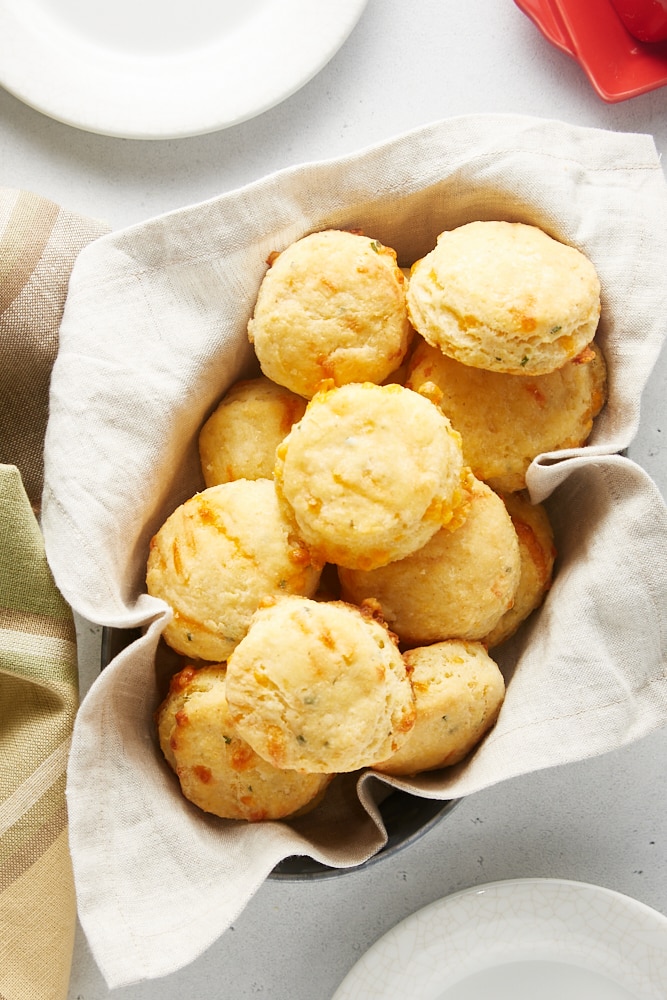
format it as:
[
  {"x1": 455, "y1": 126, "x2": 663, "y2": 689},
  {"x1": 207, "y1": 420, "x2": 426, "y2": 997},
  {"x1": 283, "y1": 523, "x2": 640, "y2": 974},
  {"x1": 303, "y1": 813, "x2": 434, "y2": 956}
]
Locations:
[
  {"x1": 0, "y1": 190, "x2": 107, "y2": 1000},
  {"x1": 41, "y1": 115, "x2": 667, "y2": 988}
]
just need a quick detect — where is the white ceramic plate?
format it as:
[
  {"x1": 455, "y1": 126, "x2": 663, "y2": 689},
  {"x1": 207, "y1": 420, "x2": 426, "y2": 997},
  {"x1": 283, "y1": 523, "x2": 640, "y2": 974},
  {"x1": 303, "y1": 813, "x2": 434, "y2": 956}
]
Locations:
[
  {"x1": 331, "y1": 878, "x2": 667, "y2": 999},
  {"x1": 0, "y1": 0, "x2": 368, "y2": 139}
]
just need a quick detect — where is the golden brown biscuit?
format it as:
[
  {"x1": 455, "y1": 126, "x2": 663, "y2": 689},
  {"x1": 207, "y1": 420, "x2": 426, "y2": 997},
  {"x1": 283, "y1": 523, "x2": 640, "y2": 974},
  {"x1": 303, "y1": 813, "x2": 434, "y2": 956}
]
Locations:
[
  {"x1": 338, "y1": 477, "x2": 520, "y2": 645},
  {"x1": 374, "y1": 640, "x2": 505, "y2": 776},
  {"x1": 146, "y1": 479, "x2": 321, "y2": 662},
  {"x1": 483, "y1": 490, "x2": 556, "y2": 648},
  {"x1": 247, "y1": 230, "x2": 412, "y2": 398},
  {"x1": 199, "y1": 376, "x2": 307, "y2": 487},
  {"x1": 225, "y1": 597, "x2": 416, "y2": 773},
  {"x1": 406, "y1": 221, "x2": 601, "y2": 375},
  {"x1": 274, "y1": 381, "x2": 471, "y2": 571},
  {"x1": 157, "y1": 664, "x2": 332, "y2": 821},
  {"x1": 406, "y1": 338, "x2": 607, "y2": 492}
]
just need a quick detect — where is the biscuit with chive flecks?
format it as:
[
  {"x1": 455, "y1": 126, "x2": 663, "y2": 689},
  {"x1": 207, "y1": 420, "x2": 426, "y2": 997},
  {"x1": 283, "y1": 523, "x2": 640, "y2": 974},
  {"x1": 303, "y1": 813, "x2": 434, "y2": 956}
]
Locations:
[
  {"x1": 374, "y1": 640, "x2": 505, "y2": 777},
  {"x1": 248, "y1": 229, "x2": 413, "y2": 398},
  {"x1": 406, "y1": 221, "x2": 601, "y2": 376},
  {"x1": 157, "y1": 664, "x2": 332, "y2": 821},
  {"x1": 146, "y1": 479, "x2": 321, "y2": 663},
  {"x1": 274, "y1": 381, "x2": 472, "y2": 571},
  {"x1": 339, "y1": 477, "x2": 520, "y2": 646},
  {"x1": 406, "y1": 337, "x2": 607, "y2": 492},
  {"x1": 225, "y1": 596, "x2": 416, "y2": 773}
]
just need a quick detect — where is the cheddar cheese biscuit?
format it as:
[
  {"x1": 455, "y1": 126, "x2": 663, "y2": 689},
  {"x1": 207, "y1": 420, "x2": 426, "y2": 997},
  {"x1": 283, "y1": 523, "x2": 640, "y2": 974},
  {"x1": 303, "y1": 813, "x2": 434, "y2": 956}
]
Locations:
[
  {"x1": 248, "y1": 229, "x2": 412, "y2": 398},
  {"x1": 406, "y1": 221, "x2": 601, "y2": 375},
  {"x1": 225, "y1": 597, "x2": 416, "y2": 773},
  {"x1": 339, "y1": 477, "x2": 520, "y2": 645},
  {"x1": 483, "y1": 490, "x2": 556, "y2": 648},
  {"x1": 406, "y1": 338, "x2": 607, "y2": 492},
  {"x1": 374, "y1": 640, "x2": 505, "y2": 776},
  {"x1": 146, "y1": 479, "x2": 320, "y2": 662},
  {"x1": 199, "y1": 376, "x2": 306, "y2": 487},
  {"x1": 157, "y1": 664, "x2": 331, "y2": 821},
  {"x1": 274, "y1": 381, "x2": 470, "y2": 571}
]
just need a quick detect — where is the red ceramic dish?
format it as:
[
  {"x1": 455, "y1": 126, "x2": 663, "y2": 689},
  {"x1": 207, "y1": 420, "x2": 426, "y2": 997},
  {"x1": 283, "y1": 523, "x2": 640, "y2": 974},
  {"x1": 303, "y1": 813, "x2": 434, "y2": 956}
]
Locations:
[
  {"x1": 609, "y1": 0, "x2": 667, "y2": 42},
  {"x1": 514, "y1": 0, "x2": 667, "y2": 101}
]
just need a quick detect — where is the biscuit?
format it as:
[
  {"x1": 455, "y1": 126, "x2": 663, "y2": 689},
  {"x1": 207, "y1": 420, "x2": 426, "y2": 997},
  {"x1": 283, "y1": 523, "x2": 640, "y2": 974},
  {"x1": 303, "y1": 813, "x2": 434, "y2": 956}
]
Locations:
[
  {"x1": 248, "y1": 229, "x2": 412, "y2": 398},
  {"x1": 483, "y1": 490, "x2": 556, "y2": 648},
  {"x1": 406, "y1": 221, "x2": 601, "y2": 375},
  {"x1": 338, "y1": 477, "x2": 521, "y2": 645},
  {"x1": 374, "y1": 640, "x2": 505, "y2": 776},
  {"x1": 274, "y1": 381, "x2": 471, "y2": 571},
  {"x1": 406, "y1": 338, "x2": 607, "y2": 492},
  {"x1": 199, "y1": 376, "x2": 307, "y2": 487},
  {"x1": 225, "y1": 597, "x2": 416, "y2": 773},
  {"x1": 157, "y1": 664, "x2": 332, "y2": 821},
  {"x1": 146, "y1": 479, "x2": 321, "y2": 662}
]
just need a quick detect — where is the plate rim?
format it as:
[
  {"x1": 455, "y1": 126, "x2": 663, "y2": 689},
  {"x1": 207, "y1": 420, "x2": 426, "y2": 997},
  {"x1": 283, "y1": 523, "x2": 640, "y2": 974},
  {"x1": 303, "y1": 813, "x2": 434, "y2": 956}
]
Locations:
[
  {"x1": 0, "y1": 0, "x2": 369, "y2": 139},
  {"x1": 331, "y1": 876, "x2": 667, "y2": 999}
]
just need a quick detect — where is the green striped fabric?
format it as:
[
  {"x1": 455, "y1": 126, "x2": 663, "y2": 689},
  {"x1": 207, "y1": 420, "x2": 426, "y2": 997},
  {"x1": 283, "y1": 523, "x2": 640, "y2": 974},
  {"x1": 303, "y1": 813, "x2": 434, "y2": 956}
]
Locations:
[
  {"x1": 0, "y1": 466, "x2": 78, "y2": 999},
  {"x1": 0, "y1": 188, "x2": 108, "y2": 999}
]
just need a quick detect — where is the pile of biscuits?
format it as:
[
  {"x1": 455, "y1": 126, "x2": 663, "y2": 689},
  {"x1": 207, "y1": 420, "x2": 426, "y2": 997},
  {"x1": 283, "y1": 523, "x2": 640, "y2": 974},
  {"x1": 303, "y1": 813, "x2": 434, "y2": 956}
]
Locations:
[{"x1": 147, "y1": 222, "x2": 607, "y2": 822}]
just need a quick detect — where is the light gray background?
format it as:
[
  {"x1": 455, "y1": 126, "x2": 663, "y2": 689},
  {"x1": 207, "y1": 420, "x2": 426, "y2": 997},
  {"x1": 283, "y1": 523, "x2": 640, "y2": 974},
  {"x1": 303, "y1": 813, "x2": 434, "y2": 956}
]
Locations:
[{"x1": 2, "y1": 1, "x2": 666, "y2": 997}]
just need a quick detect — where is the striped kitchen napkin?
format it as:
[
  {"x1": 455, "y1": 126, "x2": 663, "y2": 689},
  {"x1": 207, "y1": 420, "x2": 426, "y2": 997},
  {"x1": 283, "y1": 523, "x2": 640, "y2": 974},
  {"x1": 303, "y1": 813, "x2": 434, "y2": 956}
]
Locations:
[
  {"x1": 0, "y1": 465, "x2": 78, "y2": 999},
  {"x1": 0, "y1": 189, "x2": 108, "y2": 999},
  {"x1": 0, "y1": 188, "x2": 108, "y2": 512}
]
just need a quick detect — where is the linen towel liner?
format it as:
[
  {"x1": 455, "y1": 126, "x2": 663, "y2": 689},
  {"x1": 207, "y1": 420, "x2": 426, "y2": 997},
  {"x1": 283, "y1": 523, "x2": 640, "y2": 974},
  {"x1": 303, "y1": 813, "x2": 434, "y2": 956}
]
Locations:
[{"x1": 41, "y1": 115, "x2": 667, "y2": 988}]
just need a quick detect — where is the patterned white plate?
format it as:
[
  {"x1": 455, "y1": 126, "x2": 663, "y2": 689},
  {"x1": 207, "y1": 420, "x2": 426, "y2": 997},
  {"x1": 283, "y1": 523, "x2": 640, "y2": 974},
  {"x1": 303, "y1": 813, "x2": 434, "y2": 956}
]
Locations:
[{"x1": 331, "y1": 878, "x2": 667, "y2": 999}]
